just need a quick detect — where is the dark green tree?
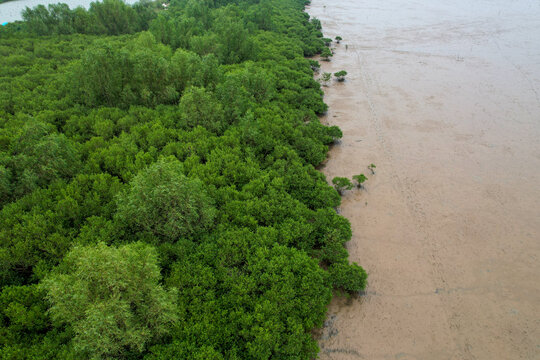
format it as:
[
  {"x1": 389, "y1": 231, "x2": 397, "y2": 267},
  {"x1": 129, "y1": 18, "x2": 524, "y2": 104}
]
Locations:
[{"x1": 328, "y1": 262, "x2": 367, "y2": 292}]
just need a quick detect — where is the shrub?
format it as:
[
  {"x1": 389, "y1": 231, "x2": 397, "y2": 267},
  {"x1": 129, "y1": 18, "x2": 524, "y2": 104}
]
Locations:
[
  {"x1": 352, "y1": 174, "x2": 367, "y2": 188},
  {"x1": 329, "y1": 262, "x2": 367, "y2": 292},
  {"x1": 332, "y1": 177, "x2": 353, "y2": 195},
  {"x1": 321, "y1": 47, "x2": 332, "y2": 61},
  {"x1": 334, "y1": 70, "x2": 347, "y2": 81}
]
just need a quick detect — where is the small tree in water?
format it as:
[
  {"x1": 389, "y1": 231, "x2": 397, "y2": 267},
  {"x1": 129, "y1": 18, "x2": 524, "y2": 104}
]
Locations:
[
  {"x1": 320, "y1": 72, "x2": 332, "y2": 86},
  {"x1": 322, "y1": 37, "x2": 332, "y2": 47},
  {"x1": 368, "y1": 163, "x2": 376, "y2": 175},
  {"x1": 352, "y1": 174, "x2": 368, "y2": 189},
  {"x1": 334, "y1": 70, "x2": 347, "y2": 82},
  {"x1": 332, "y1": 177, "x2": 353, "y2": 195},
  {"x1": 335, "y1": 36, "x2": 342, "y2": 43}
]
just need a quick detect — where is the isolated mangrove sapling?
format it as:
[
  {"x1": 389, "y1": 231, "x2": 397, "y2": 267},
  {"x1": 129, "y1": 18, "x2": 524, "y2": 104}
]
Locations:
[
  {"x1": 321, "y1": 72, "x2": 332, "y2": 86},
  {"x1": 352, "y1": 174, "x2": 368, "y2": 188},
  {"x1": 332, "y1": 177, "x2": 353, "y2": 195},
  {"x1": 368, "y1": 163, "x2": 376, "y2": 175},
  {"x1": 334, "y1": 70, "x2": 347, "y2": 81},
  {"x1": 335, "y1": 36, "x2": 342, "y2": 43}
]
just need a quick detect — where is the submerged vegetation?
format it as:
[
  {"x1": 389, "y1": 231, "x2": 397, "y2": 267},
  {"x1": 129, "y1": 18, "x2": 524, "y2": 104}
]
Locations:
[
  {"x1": 334, "y1": 70, "x2": 348, "y2": 81},
  {"x1": 321, "y1": 71, "x2": 332, "y2": 86},
  {"x1": 0, "y1": 0, "x2": 366, "y2": 358}
]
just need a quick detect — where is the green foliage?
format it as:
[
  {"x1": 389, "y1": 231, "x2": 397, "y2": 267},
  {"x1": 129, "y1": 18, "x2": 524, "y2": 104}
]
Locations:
[
  {"x1": 179, "y1": 86, "x2": 226, "y2": 134},
  {"x1": 72, "y1": 33, "x2": 181, "y2": 108},
  {"x1": 335, "y1": 35, "x2": 342, "y2": 43},
  {"x1": 309, "y1": 59, "x2": 320, "y2": 71},
  {"x1": 116, "y1": 157, "x2": 216, "y2": 242},
  {"x1": 21, "y1": 0, "x2": 158, "y2": 36},
  {"x1": 352, "y1": 173, "x2": 367, "y2": 188},
  {"x1": 310, "y1": 18, "x2": 322, "y2": 31},
  {"x1": 320, "y1": 46, "x2": 332, "y2": 61},
  {"x1": 368, "y1": 163, "x2": 376, "y2": 174},
  {"x1": 0, "y1": 173, "x2": 124, "y2": 287},
  {"x1": 41, "y1": 242, "x2": 178, "y2": 358},
  {"x1": 332, "y1": 176, "x2": 353, "y2": 194},
  {"x1": 320, "y1": 72, "x2": 332, "y2": 87},
  {"x1": 322, "y1": 37, "x2": 332, "y2": 46},
  {"x1": 329, "y1": 262, "x2": 367, "y2": 292},
  {"x1": 334, "y1": 70, "x2": 347, "y2": 81},
  {"x1": 0, "y1": 0, "x2": 367, "y2": 358}
]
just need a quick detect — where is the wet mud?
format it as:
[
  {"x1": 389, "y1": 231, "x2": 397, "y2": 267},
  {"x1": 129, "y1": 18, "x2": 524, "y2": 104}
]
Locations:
[{"x1": 308, "y1": 0, "x2": 540, "y2": 359}]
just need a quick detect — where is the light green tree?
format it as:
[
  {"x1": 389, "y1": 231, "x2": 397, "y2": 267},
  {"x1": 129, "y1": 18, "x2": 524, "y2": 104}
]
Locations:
[
  {"x1": 320, "y1": 72, "x2": 332, "y2": 87},
  {"x1": 309, "y1": 59, "x2": 320, "y2": 72},
  {"x1": 41, "y1": 242, "x2": 178, "y2": 359},
  {"x1": 116, "y1": 157, "x2": 216, "y2": 242}
]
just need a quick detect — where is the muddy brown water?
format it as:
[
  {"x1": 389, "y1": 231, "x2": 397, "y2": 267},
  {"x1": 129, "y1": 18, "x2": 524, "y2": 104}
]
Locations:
[{"x1": 307, "y1": 0, "x2": 540, "y2": 359}]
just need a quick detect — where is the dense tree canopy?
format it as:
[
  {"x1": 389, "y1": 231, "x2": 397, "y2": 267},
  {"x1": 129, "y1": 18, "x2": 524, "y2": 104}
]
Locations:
[
  {"x1": 42, "y1": 242, "x2": 178, "y2": 358},
  {"x1": 0, "y1": 0, "x2": 367, "y2": 358},
  {"x1": 116, "y1": 157, "x2": 216, "y2": 242}
]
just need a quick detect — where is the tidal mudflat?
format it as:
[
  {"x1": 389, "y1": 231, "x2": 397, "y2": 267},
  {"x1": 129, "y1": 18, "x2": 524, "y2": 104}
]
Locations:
[{"x1": 309, "y1": 0, "x2": 540, "y2": 358}]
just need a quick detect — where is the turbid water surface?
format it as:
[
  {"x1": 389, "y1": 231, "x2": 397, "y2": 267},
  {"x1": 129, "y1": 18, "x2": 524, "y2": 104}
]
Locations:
[{"x1": 308, "y1": 0, "x2": 540, "y2": 359}]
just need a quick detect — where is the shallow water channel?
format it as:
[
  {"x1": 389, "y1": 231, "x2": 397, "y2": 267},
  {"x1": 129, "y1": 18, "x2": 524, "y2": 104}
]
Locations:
[{"x1": 308, "y1": 0, "x2": 540, "y2": 359}]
